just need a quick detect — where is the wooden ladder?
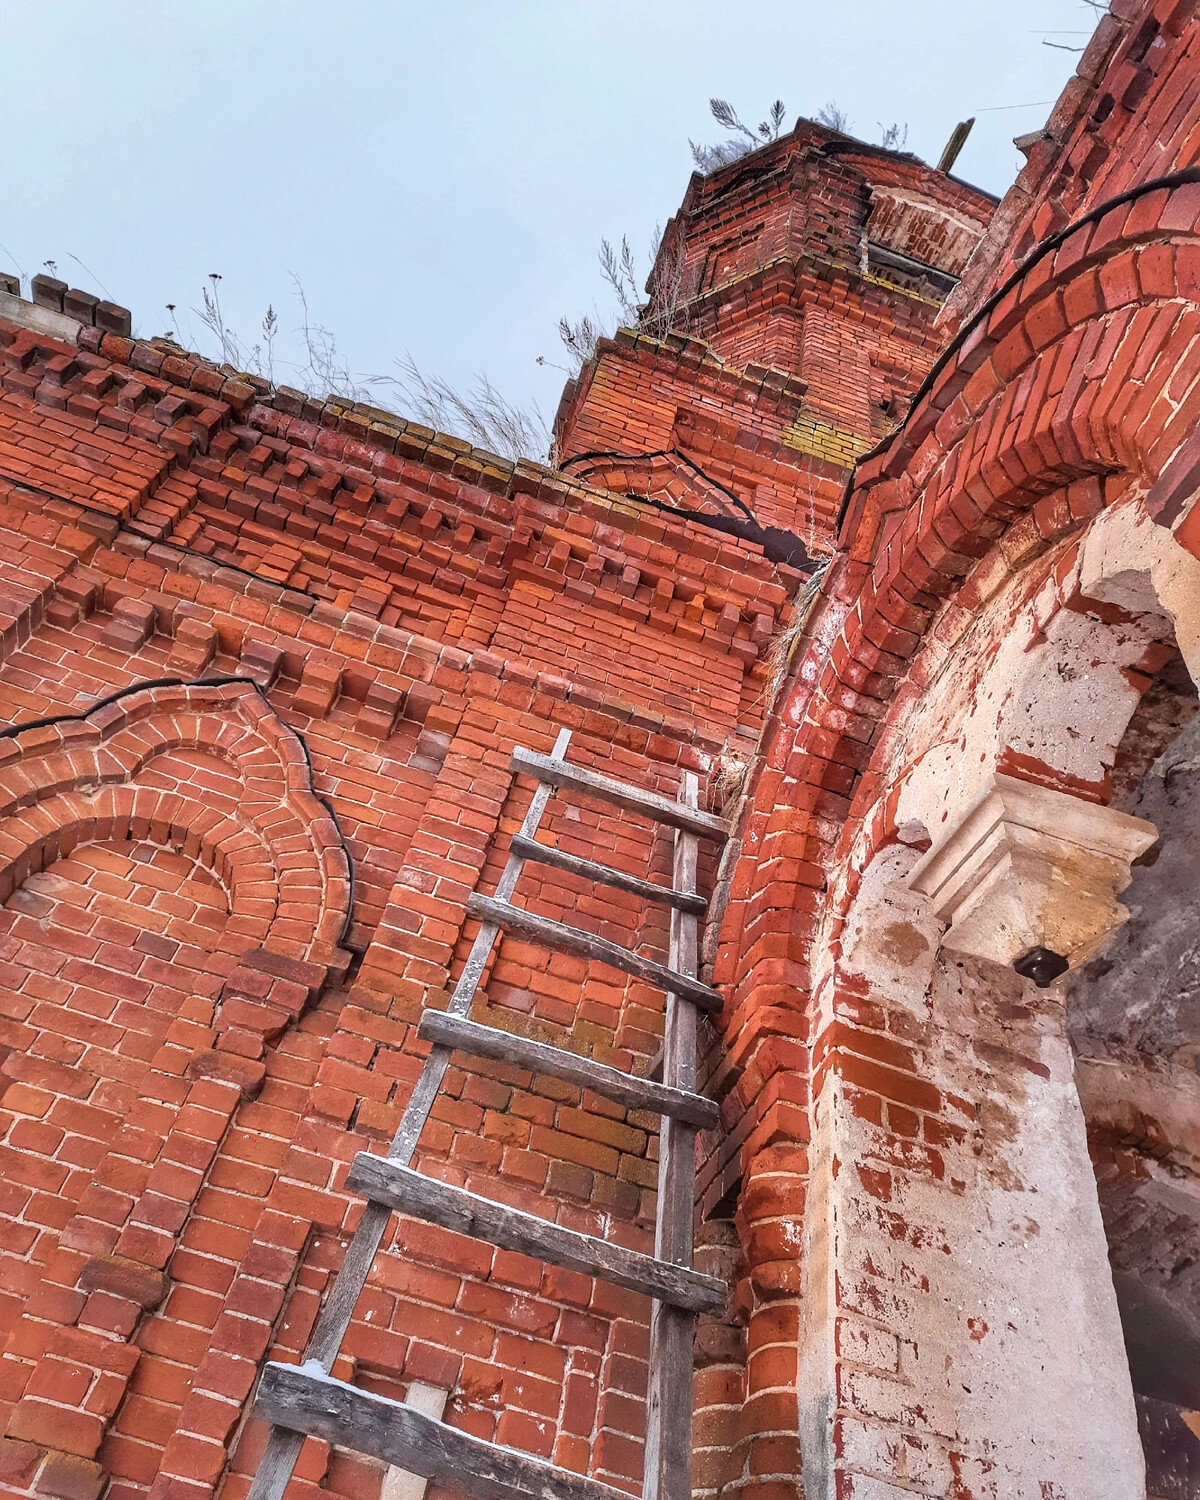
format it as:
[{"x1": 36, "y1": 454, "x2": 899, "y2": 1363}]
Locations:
[{"x1": 247, "y1": 731, "x2": 730, "y2": 1500}]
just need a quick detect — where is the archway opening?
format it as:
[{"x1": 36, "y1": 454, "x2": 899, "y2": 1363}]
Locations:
[{"x1": 1069, "y1": 647, "x2": 1200, "y2": 1496}]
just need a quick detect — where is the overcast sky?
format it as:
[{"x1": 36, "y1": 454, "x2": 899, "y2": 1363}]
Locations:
[{"x1": 2, "y1": 2, "x2": 1096, "y2": 447}]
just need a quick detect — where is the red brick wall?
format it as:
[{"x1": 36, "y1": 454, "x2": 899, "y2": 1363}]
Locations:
[
  {"x1": 6, "y1": 6, "x2": 1200, "y2": 1496},
  {"x1": 0, "y1": 301, "x2": 765, "y2": 1498},
  {"x1": 701, "y1": 3, "x2": 1200, "y2": 1491},
  {"x1": 556, "y1": 124, "x2": 994, "y2": 554}
]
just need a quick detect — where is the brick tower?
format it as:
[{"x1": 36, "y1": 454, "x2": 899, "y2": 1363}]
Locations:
[{"x1": 555, "y1": 121, "x2": 994, "y2": 552}]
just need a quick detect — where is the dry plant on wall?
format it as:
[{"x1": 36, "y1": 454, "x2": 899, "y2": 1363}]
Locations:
[
  {"x1": 169, "y1": 273, "x2": 544, "y2": 461},
  {"x1": 160, "y1": 97, "x2": 903, "y2": 465},
  {"x1": 816, "y1": 100, "x2": 907, "y2": 150},
  {"x1": 763, "y1": 563, "x2": 830, "y2": 704},
  {"x1": 704, "y1": 562, "x2": 830, "y2": 825},
  {"x1": 380, "y1": 358, "x2": 551, "y2": 465},
  {"x1": 690, "y1": 98, "x2": 788, "y2": 173},
  {"x1": 549, "y1": 227, "x2": 689, "y2": 378},
  {"x1": 713, "y1": 749, "x2": 752, "y2": 816},
  {"x1": 171, "y1": 273, "x2": 366, "y2": 403}
]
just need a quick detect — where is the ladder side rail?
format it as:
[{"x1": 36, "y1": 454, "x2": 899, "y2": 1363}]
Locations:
[
  {"x1": 248, "y1": 730, "x2": 572, "y2": 1500},
  {"x1": 644, "y1": 771, "x2": 703, "y2": 1500}
]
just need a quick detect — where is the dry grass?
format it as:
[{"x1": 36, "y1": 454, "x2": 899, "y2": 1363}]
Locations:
[{"x1": 763, "y1": 562, "x2": 830, "y2": 703}]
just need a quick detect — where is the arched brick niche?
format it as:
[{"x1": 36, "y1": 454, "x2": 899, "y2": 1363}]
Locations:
[
  {"x1": 0, "y1": 839, "x2": 231, "y2": 1332},
  {"x1": 0, "y1": 680, "x2": 352, "y2": 1487},
  {"x1": 0, "y1": 680, "x2": 351, "y2": 962}
]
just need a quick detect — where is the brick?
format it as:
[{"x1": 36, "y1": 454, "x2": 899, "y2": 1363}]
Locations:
[
  {"x1": 0, "y1": 65, "x2": 1176, "y2": 1500},
  {"x1": 33, "y1": 1453, "x2": 105, "y2": 1500}
]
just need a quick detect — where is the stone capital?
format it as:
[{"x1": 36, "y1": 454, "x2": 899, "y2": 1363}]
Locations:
[{"x1": 907, "y1": 774, "x2": 1157, "y2": 974}]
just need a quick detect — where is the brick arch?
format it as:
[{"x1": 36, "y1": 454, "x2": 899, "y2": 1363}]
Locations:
[
  {"x1": 716, "y1": 176, "x2": 1200, "y2": 1029},
  {"x1": 0, "y1": 679, "x2": 351, "y2": 961},
  {"x1": 822, "y1": 506, "x2": 1189, "y2": 944},
  {"x1": 563, "y1": 449, "x2": 754, "y2": 521},
  {"x1": 705, "y1": 173, "x2": 1200, "y2": 1500},
  {"x1": 731, "y1": 172, "x2": 1200, "y2": 993},
  {"x1": 838, "y1": 173, "x2": 1200, "y2": 573},
  {"x1": 0, "y1": 786, "x2": 278, "y2": 950}
]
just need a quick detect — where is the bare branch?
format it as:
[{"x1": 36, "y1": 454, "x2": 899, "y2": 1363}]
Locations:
[
  {"x1": 690, "y1": 137, "x2": 752, "y2": 173},
  {"x1": 692, "y1": 96, "x2": 789, "y2": 174},
  {"x1": 709, "y1": 98, "x2": 758, "y2": 143},
  {"x1": 599, "y1": 235, "x2": 641, "y2": 325},
  {"x1": 288, "y1": 273, "x2": 365, "y2": 400}
]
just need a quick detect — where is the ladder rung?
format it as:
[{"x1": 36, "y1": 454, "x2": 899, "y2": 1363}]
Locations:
[
  {"x1": 344, "y1": 1155, "x2": 727, "y2": 1314},
  {"x1": 510, "y1": 747, "x2": 730, "y2": 841},
  {"x1": 418, "y1": 1011, "x2": 720, "y2": 1130},
  {"x1": 510, "y1": 833, "x2": 708, "y2": 915},
  {"x1": 257, "y1": 1361, "x2": 630, "y2": 1500},
  {"x1": 467, "y1": 893, "x2": 723, "y2": 1013}
]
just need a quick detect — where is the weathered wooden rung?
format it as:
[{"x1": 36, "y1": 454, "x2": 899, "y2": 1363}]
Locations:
[
  {"x1": 257, "y1": 1361, "x2": 630, "y2": 1500},
  {"x1": 510, "y1": 833, "x2": 708, "y2": 915},
  {"x1": 510, "y1": 747, "x2": 729, "y2": 842},
  {"x1": 344, "y1": 1154, "x2": 727, "y2": 1314},
  {"x1": 418, "y1": 1011, "x2": 720, "y2": 1130},
  {"x1": 466, "y1": 892, "x2": 723, "y2": 1013}
]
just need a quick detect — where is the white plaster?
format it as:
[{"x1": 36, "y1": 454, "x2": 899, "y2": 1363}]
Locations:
[
  {"x1": 1079, "y1": 495, "x2": 1200, "y2": 684},
  {"x1": 907, "y1": 773, "x2": 1157, "y2": 969},
  {"x1": 381, "y1": 1382, "x2": 449, "y2": 1500},
  {"x1": 894, "y1": 597, "x2": 1158, "y2": 852},
  {"x1": 802, "y1": 966, "x2": 1145, "y2": 1498},
  {"x1": 885, "y1": 500, "x2": 1190, "y2": 847},
  {"x1": 894, "y1": 593, "x2": 1162, "y2": 841},
  {"x1": 922, "y1": 1001, "x2": 1145, "y2": 1498},
  {"x1": 840, "y1": 844, "x2": 942, "y2": 1016}
]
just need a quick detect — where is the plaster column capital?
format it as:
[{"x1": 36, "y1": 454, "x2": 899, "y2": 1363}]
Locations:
[{"x1": 907, "y1": 774, "x2": 1157, "y2": 981}]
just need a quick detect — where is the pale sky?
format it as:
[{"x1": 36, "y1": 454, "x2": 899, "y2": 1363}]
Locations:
[{"x1": 1, "y1": 2, "x2": 1096, "y2": 447}]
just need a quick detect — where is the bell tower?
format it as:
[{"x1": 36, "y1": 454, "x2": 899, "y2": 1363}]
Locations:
[{"x1": 555, "y1": 119, "x2": 996, "y2": 554}]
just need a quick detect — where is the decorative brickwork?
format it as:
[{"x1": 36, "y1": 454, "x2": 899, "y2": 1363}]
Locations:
[
  {"x1": 555, "y1": 125, "x2": 994, "y2": 554},
  {"x1": 4, "y1": 4, "x2": 1200, "y2": 1496}
]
